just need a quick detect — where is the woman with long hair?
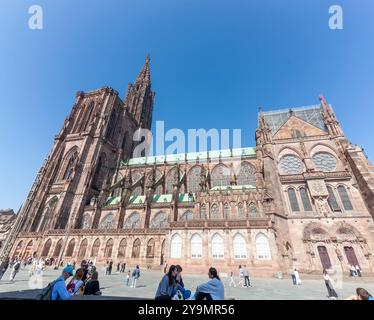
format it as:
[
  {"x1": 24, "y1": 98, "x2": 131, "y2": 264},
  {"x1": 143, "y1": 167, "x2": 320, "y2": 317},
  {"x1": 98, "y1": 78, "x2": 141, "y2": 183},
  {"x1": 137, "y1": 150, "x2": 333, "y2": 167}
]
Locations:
[
  {"x1": 155, "y1": 265, "x2": 178, "y2": 300},
  {"x1": 194, "y1": 267, "x2": 224, "y2": 300},
  {"x1": 67, "y1": 268, "x2": 85, "y2": 295},
  {"x1": 346, "y1": 288, "x2": 373, "y2": 300}
]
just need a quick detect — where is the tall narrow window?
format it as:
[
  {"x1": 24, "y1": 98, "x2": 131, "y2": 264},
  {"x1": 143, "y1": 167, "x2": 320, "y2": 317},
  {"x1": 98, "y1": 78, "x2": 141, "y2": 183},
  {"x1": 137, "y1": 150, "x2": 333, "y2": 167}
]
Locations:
[
  {"x1": 191, "y1": 234, "x2": 203, "y2": 258},
  {"x1": 248, "y1": 203, "x2": 259, "y2": 218},
  {"x1": 233, "y1": 234, "x2": 247, "y2": 259},
  {"x1": 255, "y1": 233, "x2": 271, "y2": 260},
  {"x1": 299, "y1": 187, "x2": 312, "y2": 211},
  {"x1": 287, "y1": 188, "x2": 300, "y2": 212},
  {"x1": 211, "y1": 233, "x2": 224, "y2": 259},
  {"x1": 337, "y1": 186, "x2": 353, "y2": 211},
  {"x1": 63, "y1": 152, "x2": 78, "y2": 181},
  {"x1": 224, "y1": 203, "x2": 231, "y2": 219},
  {"x1": 170, "y1": 234, "x2": 182, "y2": 258},
  {"x1": 238, "y1": 203, "x2": 245, "y2": 219},
  {"x1": 210, "y1": 204, "x2": 220, "y2": 219},
  {"x1": 327, "y1": 186, "x2": 340, "y2": 211}
]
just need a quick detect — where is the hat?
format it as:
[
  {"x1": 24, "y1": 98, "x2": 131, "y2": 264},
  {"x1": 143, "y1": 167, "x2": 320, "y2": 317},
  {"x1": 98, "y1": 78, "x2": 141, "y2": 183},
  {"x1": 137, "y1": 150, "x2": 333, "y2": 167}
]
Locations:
[{"x1": 63, "y1": 265, "x2": 74, "y2": 276}]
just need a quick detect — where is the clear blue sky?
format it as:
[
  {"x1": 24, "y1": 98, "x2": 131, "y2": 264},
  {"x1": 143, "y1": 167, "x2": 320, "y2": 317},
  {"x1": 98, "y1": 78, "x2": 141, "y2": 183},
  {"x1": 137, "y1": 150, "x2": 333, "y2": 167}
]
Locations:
[{"x1": 1, "y1": 0, "x2": 373, "y2": 210}]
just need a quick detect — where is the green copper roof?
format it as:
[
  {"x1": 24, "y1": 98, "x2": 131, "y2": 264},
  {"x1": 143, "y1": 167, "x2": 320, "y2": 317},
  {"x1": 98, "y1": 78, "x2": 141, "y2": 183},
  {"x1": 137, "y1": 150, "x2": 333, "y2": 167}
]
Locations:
[
  {"x1": 178, "y1": 193, "x2": 195, "y2": 202},
  {"x1": 128, "y1": 195, "x2": 146, "y2": 204},
  {"x1": 106, "y1": 196, "x2": 121, "y2": 206},
  {"x1": 152, "y1": 194, "x2": 172, "y2": 203},
  {"x1": 121, "y1": 147, "x2": 256, "y2": 167}
]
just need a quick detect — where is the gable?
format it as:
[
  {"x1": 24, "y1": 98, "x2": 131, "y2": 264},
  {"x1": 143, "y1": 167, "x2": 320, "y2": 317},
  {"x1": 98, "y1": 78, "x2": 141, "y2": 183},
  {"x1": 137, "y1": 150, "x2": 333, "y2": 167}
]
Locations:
[{"x1": 273, "y1": 116, "x2": 328, "y2": 140}]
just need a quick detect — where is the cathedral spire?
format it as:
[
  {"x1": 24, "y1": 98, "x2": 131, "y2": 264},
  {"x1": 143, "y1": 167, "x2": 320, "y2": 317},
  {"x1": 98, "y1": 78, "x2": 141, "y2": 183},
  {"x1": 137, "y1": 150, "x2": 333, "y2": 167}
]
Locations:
[{"x1": 135, "y1": 54, "x2": 151, "y2": 84}]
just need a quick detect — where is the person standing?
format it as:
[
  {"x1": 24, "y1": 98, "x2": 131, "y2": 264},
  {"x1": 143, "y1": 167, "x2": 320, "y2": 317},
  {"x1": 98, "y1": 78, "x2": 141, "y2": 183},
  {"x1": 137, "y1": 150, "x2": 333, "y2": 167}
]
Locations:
[
  {"x1": 350, "y1": 265, "x2": 357, "y2": 277},
  {"x1": 0, "y1": 257, "x2": 10, "y2": 280},
  {"x1": 355, "y1": 265, "x2": 362, "y2": 277},
  {"x1": 229, "y1": 272, "x2": 236, "y2": 287},
  {"x1": 9, "y1": 258, "x2": 21, "y2": 282},
  {"x1": 243, "y1": 265, "x2": 251, "y2": 287},
  {"x1": 108, "y1": 260, "x2": 113, "y2": 275},
  {"x1": 126, "y1": 270, "x2": 131, "y2": 286},
  {"x1": 131, "y1": 265, "x2": 140, "y2": 288},
  {"x1": 323, "y1": 269, "x2": 338, "y2": 299},
  {"x1": 238, "y1": 265, "x2": 244, "y2": 287},
  {"x1": 121, "y1": 262, "x2": 126, "y2": 273},
  {"x1": 155, "y1": 265, "x2": 178, "y2": 300},
  {"x1": 293, "y1": 268, "x2": 301, "y2": 285},
  {"x1": 116, "y1": 262, "x2": 120, "y2": 273}
]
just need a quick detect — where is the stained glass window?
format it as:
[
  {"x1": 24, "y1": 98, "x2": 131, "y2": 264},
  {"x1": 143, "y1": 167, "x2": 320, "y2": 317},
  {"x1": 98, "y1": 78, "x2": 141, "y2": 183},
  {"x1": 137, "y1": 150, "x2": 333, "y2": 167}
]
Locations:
[
  {"x1": 187, "y1": 166, "x2": 202, "y2": 193},
  {"x1": 237, "y1": 162, "x2": 256, "y2": 186},
  {"x1": 180, "y1": 211, "x2": 193, "y2": 221},
  {"x1": 99, "y1": 213, "x2": 114, "y2": 229},
  {"x1": 165, "y1": 167, "x2": 178, "y2": 193},
  {"x1": 288, "y1": 188, "x2": 300, "y2": 212},
  {"x1": 63, "y1": 151, "x2": 78, "y2": 180},
  {"x1": 150, "y1": 211, "x2": 168, "y2": 228},
  {"x1": 337, "y1": 186, "x2": 353, "y2": 211},
  {"x1": 299, "y1": 187, "x2": 312, "y2": 211},
  {"x1": 279, "y1": 155, "x2": 303, "y2": 174},
  {"x1": 211, "y1": 164, "x2": 231, "y2": 187},
  {"x1": 312, "y1": 152, "x2": 337, "y2": 172},
  {"x1": 210, "y1": 203, "x2": 220, "y2": 219},
  {"x1": 81, "y1": 212, "x2": 92, "y2": 229},
  {"x1": 327, "y1": 186, "x2": 340, "y2": 211},
  {"x1": 124, "y1": 212, "x2": 141, "y2": 229},
  {"x1": 248, "y1": 203, "x2": 259, "y2": 217}
]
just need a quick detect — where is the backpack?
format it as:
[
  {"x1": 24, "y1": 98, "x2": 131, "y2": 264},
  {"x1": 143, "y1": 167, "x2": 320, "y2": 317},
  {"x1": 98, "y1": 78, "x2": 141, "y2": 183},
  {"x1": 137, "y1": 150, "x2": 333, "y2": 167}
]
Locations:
[{"x1": 35, "y1": 279, "x2": 59, "y2": 300}]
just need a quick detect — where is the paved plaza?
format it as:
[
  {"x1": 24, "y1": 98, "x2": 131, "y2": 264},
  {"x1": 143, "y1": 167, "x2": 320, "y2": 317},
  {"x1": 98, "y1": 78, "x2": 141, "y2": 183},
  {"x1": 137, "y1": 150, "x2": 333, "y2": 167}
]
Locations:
[{"x1": 0, "y1": 265, "x2": 373, "y2": 300}]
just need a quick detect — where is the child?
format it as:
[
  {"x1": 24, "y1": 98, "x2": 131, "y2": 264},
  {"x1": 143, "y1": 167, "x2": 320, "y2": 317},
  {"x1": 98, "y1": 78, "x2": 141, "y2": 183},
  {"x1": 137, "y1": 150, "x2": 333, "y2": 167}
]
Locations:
[
  {"x1": 126, "y1": 270, "x2": 130, "y2": 286},
  {"x1": 229, "y1": 272, "x2": 236, "y2": 287}
]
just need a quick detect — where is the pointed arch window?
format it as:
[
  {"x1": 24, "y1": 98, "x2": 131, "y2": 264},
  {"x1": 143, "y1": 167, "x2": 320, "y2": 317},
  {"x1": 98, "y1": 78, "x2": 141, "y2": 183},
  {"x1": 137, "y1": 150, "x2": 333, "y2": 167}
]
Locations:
[
  {"x1": 150, "y1": 212, "x2": 168, "y2": 229},
  {"x1": 146, "y1": 239, "x2": 155, "y2": 258},
  {"x1": 299, "y1": 187, "x2": 312, "y2": 211},
  {"x1": 180, "y1": 211, "x2": 193, "y2": 221},
  {"x1": 327, "y1": 186, "x2": 340, "y2": 212},
  {"x1": 237, "y1": 162, "x2": 256, "y2": 186},
  {"x1": 211, "y1": 164, "x2": 231, "y2": 188},
  {"x1": 117, "y1": 239, "x2": 127, "y2": 257},
  {"x1": 233, "y1": 234, "x2": 247, "y2": 259},
  {"x1": 78, "y1": 239, "x2": 88, "y2": 258},
  {"x1": 132, "y1": 239, "x2": 141, "y2": 258},
  {"x1": 170, "y1": 234, "x2": 182, "y2": 258},
  {"x1": 41, "y1": 239, "x2": 52, "y2": 257},
  {"x1": 255, "y1": 233, "x2": 271, "y2": 260},
  {"x1": 248, "y1": 203, "x2": 259, "y2": 218},
  {"x1": 99, "y1": 213, "x2": 115, "y2": 229},
  {"x1": 211, "y1": 233, "x2": 224, "y2": 259},
  {"x1": 63, "y1": 152, "x2": 78, "y2": 181},
  {"x1": 104, "y1": 239, "x2": 114, "y2": 258},
  {"x1": 124, "y1": 212, "x2": 141, "y2": 229},
  {"x1": 53, "y1": 239, "x2": 63, "y2": 257},
  {"x1": 210, "y1": 204, "x2": 220, "y2": 219},
  {"x1": 81, "y1": 212, "x2": 92, "y2": 229},
  {"x1": 337, "y1": 186, "x2": 353, "y2": 211},
  {"x1": 165, "y1": 167, "x2": 178, "y2": 194},
  {"x1": 288, "y1": 188, "x2": 300, "y2": 212},
  {"x1": 238, "y1": 203, "x2": 245, "y2": 219},
  {"x1": 91, "y1": 239, "x2": 100, "y2": 257},
  {"x1": 187, "y1": 166, "x2": 203, "y2": 193},
  {"x1": 66, "y1": 239, "x2": 76, "y2": 257},
  {"x1": 200, "y1": 204, "x2": 207, "y2": 220},
  {"x1": 191, "y1": 234, "x2": 203, "y2": 258}
]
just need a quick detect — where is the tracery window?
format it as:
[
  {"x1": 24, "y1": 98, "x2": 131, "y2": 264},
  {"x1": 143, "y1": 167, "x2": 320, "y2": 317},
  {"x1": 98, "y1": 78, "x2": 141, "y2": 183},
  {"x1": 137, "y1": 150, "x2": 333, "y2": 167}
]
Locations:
[
  {"x1": 150, "y1": 212, "x2": 168, "y2": 229},
  {"x1": 327, "y1": 186, "x2": 340, "y2": 211},
  {"x1": 81, "y1": 212, "x2": 92, "y2": 229},
  {"x1": 279, "y1": 155, "x2": 303, "y2": 174},
  {"x1": 200, "y1": 204, "x2": 207, "y2": 220},
  {"x1": 211, "y1": 233, "x2": 224, "y2": 259},
  {"x1": 224, "y1": 203, "x2": 231, "y2": 219},
  {"x1": 233, "y1": 234, "x2": 247, "y2": 259},
  {"x1": 124, "y1": 212, "x2": 141, "y2": 229},
  {"x1": 99, "y1": 213, "x2": 115, "y2": 229},
  {"x1": 255, "y1": 233, "x2": 271, "y2": 260},
  {"x1": 165, "y1": 167, "x2": 178, "y2": 194},
  {"x1": 63, "y1": 151, "x2": 78, "y2": 181},
  {"x1": 117, "y1": 239, "x2": 127, "y2": 257},
  {"x1": 299, "y1": 187, "x2": 312, "y2": 211},
  {"x1": 238, "y1": 203, "x2": 245, "y2": 219},
  {"x1": 191, "y1": 234, "x2": 202, "y2": 258},
  {"x1": 180, "y1": 211, "x2": 193, "y2": 221},
  {"x1": 187, "y1": 166, "x2": 203, "y2": 193},
  {"x1": 210, "y1": 203, "x2": 221, "y2": 219},
  {"x1": 337, "y1": 186, "x2": 353, "y2": 211},
  {"x1": 211, "y1": 164, "x2": 230, "y2": 188},
  {"x1": 170, "y1": 234, "x2": 182, "y2": 258},
  {"x1": 312, "y1": 152, "x2": 337, "y2": 172},
  {"x1": 237, "y1": 162, "x2": 256, "y2": 186},
  {"x1": 248, "y1": 203, "x2": 259, "y2": 217}
]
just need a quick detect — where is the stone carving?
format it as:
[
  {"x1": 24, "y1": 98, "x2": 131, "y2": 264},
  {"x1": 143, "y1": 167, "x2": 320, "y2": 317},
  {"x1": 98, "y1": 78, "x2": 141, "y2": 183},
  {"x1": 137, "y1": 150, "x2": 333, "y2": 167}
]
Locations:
[
  {"x1": 317, "y1": 197, "x2": 330, "y2": 216},
  {"x1": 307, "y1": 179, "x2": 328, "y2": 197}
]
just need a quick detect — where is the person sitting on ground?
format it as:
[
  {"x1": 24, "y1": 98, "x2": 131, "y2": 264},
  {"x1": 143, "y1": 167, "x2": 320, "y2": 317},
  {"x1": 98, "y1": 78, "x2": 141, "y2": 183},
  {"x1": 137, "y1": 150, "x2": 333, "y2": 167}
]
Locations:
[
  {"x1": 83, "y1": 271, "x2": 102, "y2": 295},
  {"x1": 346, "y1": 288, "x2": 373, "y2": 300},
  {"x1": 155, "y1": 265, "x2": 178, "y2": 300},
  {"x1": 51, "y1": 265, "x2": 74, "y2": 300},
  {"x1": 67, "y1": 268, "x2": 85, "y2": 295},
  {"x1": 172, "y1": 265, "x2": 191, "y2": 299},
  {"x1": 194, "y1": 267, "x2": 225, "y2": 300}
]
